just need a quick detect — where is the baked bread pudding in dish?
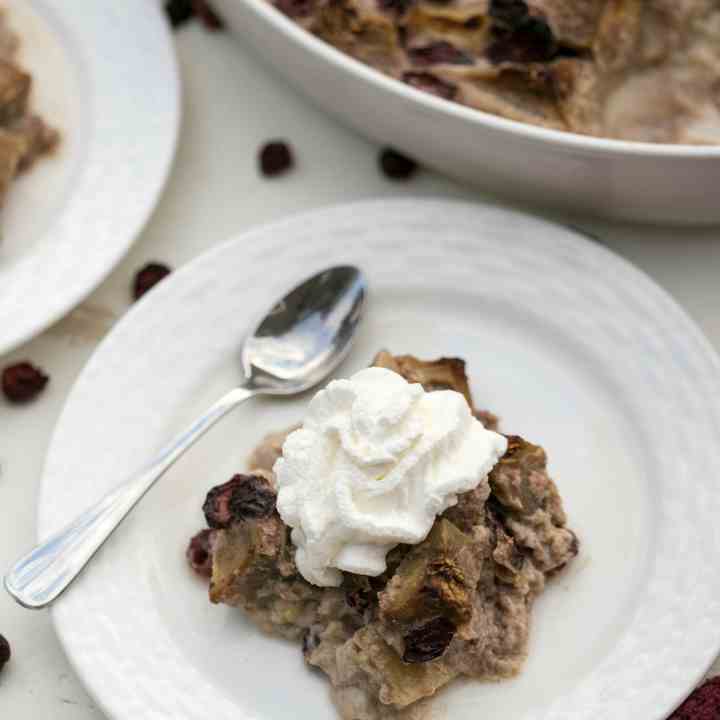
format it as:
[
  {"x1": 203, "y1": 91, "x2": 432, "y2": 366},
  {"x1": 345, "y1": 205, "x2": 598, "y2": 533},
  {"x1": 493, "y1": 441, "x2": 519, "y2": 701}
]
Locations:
[
  {"x1": 188, "y1": 351, "x2": 578, "y2": 720},
  {"x1": 0, "y1": 9, "x2": 59, "y2": 207},
  {"x1": 268, "y1": 0, "x2": 720, "y2": 144}
]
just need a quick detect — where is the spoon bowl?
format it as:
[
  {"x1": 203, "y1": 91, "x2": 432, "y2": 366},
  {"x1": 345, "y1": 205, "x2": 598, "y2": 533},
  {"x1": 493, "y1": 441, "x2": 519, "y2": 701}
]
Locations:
[{"x1": 243, "y1": 266, "x2": 366, "y2": 393}]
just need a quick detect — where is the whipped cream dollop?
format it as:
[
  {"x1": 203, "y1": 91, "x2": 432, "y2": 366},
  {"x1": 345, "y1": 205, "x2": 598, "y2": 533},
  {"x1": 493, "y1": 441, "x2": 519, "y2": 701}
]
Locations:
[{"x1": 273, "y1": 366, "x2": 507, "y2": 587}]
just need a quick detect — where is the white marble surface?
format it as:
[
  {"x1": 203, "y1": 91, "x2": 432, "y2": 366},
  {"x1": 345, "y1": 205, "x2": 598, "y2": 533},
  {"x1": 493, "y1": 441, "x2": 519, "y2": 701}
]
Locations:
[{"x1": 1, "y1": 19, "x2": 719, "y2": 719}]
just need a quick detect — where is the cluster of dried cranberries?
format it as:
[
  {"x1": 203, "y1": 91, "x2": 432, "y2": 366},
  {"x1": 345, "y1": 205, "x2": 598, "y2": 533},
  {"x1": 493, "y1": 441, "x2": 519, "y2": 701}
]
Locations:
[
  {"x1": 187, "y1": 473, "x2": 278, "y2": 578},
  {"x1": 202, "y1": 473, "x2": 277, "y2": 528}
]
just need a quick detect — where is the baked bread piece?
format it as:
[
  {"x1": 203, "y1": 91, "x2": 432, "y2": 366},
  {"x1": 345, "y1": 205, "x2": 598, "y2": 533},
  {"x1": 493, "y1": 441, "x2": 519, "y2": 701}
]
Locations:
[
  {"x1": 197, "y1": 352, "x2": 579, "y2": 720},
  {"x1": 371, "y1": 350, "x2": 474, "y2": 405}
]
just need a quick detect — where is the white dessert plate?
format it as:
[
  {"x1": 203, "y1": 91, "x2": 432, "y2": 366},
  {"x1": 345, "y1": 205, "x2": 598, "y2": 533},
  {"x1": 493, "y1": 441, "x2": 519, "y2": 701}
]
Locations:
[
  {"x1": 0, "y1": 0, "x2": 179, "y2": 354},
  {"x1": 39, "y1": 199, "x2": 720, "y2": 720}
]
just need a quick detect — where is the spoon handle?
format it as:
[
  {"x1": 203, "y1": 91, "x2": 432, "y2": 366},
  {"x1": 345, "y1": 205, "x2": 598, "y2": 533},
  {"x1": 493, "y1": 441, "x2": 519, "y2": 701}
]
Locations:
[{"x1": 4, "y1": 385, "x2": 258, "y2": 609}]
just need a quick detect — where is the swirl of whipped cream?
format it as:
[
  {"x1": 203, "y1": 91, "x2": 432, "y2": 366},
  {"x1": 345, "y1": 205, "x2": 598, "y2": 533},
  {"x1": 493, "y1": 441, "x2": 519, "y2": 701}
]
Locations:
[{"x1": 274, "y1": 366, "x2": 507, "y2": 587}]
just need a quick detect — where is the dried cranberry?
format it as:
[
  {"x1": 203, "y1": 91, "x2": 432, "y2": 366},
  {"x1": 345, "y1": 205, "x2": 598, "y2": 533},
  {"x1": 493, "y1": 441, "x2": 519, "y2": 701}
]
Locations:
[
  {"x1": 402, "y1": 72, "x2": 457, "y2": 101},
  {"x1": 165, "y1": 0, "x2": 194, "y2": 27},
  {"x1": 2, "y1": 362, "x2": 48, "y2": 403},
  {"x1": 668, "y1": 676, "x2": 720, "y2": 720},
  {"x1": 488, "y1": 0, "x2": 527, "y2": 26},
  {"x1": 488, "y1": 19, "x2": 556, "y2": 63},
  {"x1": 487, "y1": 0, "x2": 557, "y2": 63},
  {"x1": 192, "y1": 0, "x2": 225, "y2": 30},
  {"x1": 0, "y1": 634, "x2": 10, "y2": 672},
  {"x1": 345, "y1": 578, "x2": 376, "y2": 613},
  {"x1": 275, "y1": 0, "x2": 315, "y2": 17},
  {"x1": 402, "y1": 616, "x2": 456, "y2": 663},
  {"x1": 379, "y1": 148, "x2": 418, "y2": 180},
  {"x1": 377, "y1": 0, "x2": 413, "y2": 13},
  {"x1": 133, "y1": 262, "x2": 172, "y2": 300},
  {"x1": 259, "y1": 141, "x2": 294, "y2": 177},
  {"x1": 408, "y1": 42, "x2": 473, "y2": 67},
  {"x1": 186, "y1": 528, "x2": 217, "y2": 578},
  {"x1": 165, "y1": 0, "x2": 224, "y2": 30},
  {"x1": 203, "y1": 474, "x2": 276, "y2": 529},
  {"x1": 555, "y1": 45, "x2": 582, "y2": 59}
]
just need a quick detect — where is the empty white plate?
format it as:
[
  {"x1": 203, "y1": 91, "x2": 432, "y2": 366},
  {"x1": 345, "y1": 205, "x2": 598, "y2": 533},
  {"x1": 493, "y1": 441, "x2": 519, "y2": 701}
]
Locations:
[
  {"x1": 38, "y1": 199, "x2": 720, "y2": 720},
  {"x1": 0, "y1": 0, "x2": 179, "y2": 354}
]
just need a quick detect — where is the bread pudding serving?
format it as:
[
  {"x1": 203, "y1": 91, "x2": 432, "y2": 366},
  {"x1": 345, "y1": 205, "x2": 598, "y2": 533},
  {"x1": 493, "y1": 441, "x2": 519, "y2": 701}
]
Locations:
[{"x1": 187, "y1": 351, "x2": 579, "y2": 720}]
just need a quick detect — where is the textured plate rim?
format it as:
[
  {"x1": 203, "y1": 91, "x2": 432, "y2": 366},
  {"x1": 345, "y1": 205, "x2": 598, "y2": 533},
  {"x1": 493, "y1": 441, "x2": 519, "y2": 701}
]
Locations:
[{"x1": 39, "y1": 197, "x2": 720, "y2": 720}]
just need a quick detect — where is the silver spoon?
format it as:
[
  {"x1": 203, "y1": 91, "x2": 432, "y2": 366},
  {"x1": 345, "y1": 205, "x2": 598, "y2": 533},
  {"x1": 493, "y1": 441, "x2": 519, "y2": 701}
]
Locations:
[{"x1": 5, "y1": 265, "x2": 367, "y2": 609}]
